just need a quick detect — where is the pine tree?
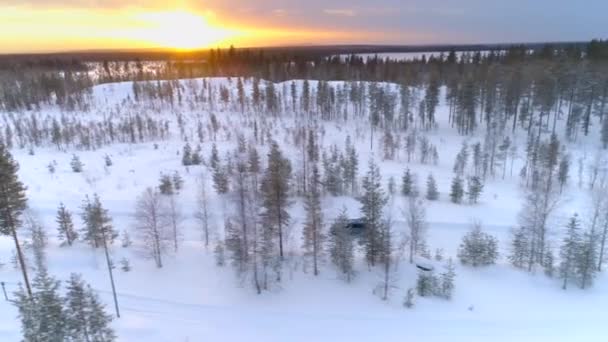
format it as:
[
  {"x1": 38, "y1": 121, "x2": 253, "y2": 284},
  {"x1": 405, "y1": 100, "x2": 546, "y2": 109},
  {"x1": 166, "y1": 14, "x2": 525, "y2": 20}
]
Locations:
[
  {"x1": 302, "y1": 166, "x2": 324, "y2": 276},
  {"x1": 449, "y1": 176, "x2": 464, "y2": 204},
  {"x1": 416, "y1": 270, "x2": 437, "y2": 297},
  {"x1": 64, "y1": 274, "x2": 90, "y2": 341},
  {"x1": 401, "y1": 168, "x2": 416, "y2": 197},
  {"x1": 71, "y1": 154, "x2": 84, "y2": 173},
  {"x1": 509, "y1": 226, "x2": 530, "y2": 269},
  {"x1": 31, "y1": 265, "x2": 66, "y2": 341},
  {"x1": 260, "y1": 142, "x2": 292, "y2": 260},
  {"x1": 0, "y1": 144, "x2": 31, "y2": 296},
  {"x1": 453, "y1": 142, "x2": 469, "y2": 176},
  {"x1": 211, "y1": 144, "x2": 229, "y2": 194},
  {"x1": 56, "y1": 203, "x2": 78, "y2": 246},
  {"x1": 359, "y1": 159, "x2": 388, "y2": 266},
  {"x1": 182, "y1": 143, "x2": 192, "y2": 166},
  {"x1": 84, "y1": 283, "x2": 116, "y2": 341},
  {"x1": 328, "y1": 208, "x2": 355, "y2": 282},
  {"x1": 577, "y1": 228, "x2": 598, "y2": 289},
  {"x1": 426, "y1": 174, "x2": 439, "y2": 201},
  {"x1": 439, "y1": 258, "x2": 456, "y2": 299},
  {"x1": 467, "y1": 176, "x2": 484, "y2": 204},
  {"x1": 560, "y1": 214, "x2": 581, "y2": 290},
  {"x1": 80, "y1": 194, "x2": 117, "y2": 248}
]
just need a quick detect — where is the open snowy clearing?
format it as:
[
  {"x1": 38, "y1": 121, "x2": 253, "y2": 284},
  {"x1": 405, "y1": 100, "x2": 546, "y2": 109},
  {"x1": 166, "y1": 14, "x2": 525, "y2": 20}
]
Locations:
[{"x1": 0, "y1": 77, "x2": 606, "y2": 341}]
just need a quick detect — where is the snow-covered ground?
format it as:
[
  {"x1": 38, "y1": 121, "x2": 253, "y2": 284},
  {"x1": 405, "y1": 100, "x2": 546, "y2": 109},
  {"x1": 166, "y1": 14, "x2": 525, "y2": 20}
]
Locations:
[{"x1": 0, "y1": 77, "x2": 605, "y2": 341}]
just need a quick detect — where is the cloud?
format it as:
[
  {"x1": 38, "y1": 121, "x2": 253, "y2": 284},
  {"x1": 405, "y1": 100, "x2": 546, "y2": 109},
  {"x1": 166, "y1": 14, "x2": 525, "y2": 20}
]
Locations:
[{"x1": 323, "y1": 9, "x2": 356, "y2": 17}]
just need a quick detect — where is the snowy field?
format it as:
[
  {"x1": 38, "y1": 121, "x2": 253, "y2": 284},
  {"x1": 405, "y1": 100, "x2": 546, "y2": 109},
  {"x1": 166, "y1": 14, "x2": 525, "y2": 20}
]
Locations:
[{"x1": 0, "y1": 77, "x2": 606, "y2": 341}]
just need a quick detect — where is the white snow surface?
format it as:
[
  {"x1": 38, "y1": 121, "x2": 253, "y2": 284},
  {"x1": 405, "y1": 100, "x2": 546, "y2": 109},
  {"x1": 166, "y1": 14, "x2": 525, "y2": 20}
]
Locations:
[{"x1": 0, "y1": 77, "x2": 606, "y2": 342}]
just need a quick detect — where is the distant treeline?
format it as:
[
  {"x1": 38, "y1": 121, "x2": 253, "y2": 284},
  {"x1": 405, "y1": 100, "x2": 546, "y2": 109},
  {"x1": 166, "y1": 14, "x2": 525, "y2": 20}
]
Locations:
[{"x1": 0, "y1": 39, "x2": 607, "y2": 112}]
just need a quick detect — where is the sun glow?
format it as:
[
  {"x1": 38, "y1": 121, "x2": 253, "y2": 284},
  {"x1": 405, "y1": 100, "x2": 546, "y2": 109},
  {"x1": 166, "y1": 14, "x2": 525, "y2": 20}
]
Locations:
[{"x1": 133, "y1": 10, "x2": 238, "y2": 50}]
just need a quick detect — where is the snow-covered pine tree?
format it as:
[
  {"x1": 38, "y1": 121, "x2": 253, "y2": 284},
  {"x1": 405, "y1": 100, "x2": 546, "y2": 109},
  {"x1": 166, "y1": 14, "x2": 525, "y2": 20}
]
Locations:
[
  {"x1": 302, "y1": 165, "x2": 324, "y2": 276},
  {"x1": 560, "y1": 214, "x2": 581, "y2": 290},
  {"x1": 457, "y1": 221, "x2": 498, "y2": 266},
  {"x1": 71, "y1": 154, "x2": 84, "y2": 173},
  {"x1": 453, "y1": 142, "x2": 469, "y2": 176},
  {"x1": 439, "y1": 258, "x2": 456, "y2": 299},
  {"x1": 509, "y1": 226, "x2": 530, "y2": 269},
  {"x1": 359, "y1": 159, "x2": 388, "y2": 266},
  {"x1": 30, "y1": 265, "x2": 66, "y2": 341},
  {"x1": 466, "y1": 176, "x2": 484, "y2": 204},
  {"x1": 426, "y1": 173, "x2": 439, "y2": 201},
  {"x1": 56, "y1": 202, "x2": 78, "y2": 246},
  {"x1": 211, "y1": 144, "x2": 229, "y2": 194},
  {"x1": 182, "y1": 142, "x2": 192, "y2": 166},
  {"x1": 260, "y1": 141, "x2": 292, "y2": 260},
  {"x1": 416, "y1": 270, "x2": 437, "y2": 297},
  {"x1": 449, "y1": 176, "x2": 464, "y2": 204},
  {"x1": 80, "y1": 194, "x2": 117, "y2": 248},
  {"x1": 0, "y1": 144, "x2": 32, "y2": 296},
  {"x1": 84, "y1": 283, "x2": 116, "y2": 341},
  {"x1": 577, "y1": 227, "x2": 598, "y2": 289},
  {"x1": 401, "y1": 168, "x2": 417, "y2": 197},
  {"x1": 328, "y1": 208, "x2": 355, "y2": 282}
]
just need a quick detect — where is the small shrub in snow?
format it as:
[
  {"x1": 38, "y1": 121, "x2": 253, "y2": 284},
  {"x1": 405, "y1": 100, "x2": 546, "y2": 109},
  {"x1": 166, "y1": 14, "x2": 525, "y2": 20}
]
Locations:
[
  {"x1": 403, "y1": 288, "x2": 415, "y2": 308},
  {"x1": 71, "y1": 154, "x2": 84, "y2": 173},
  {"x1": 434, "y1": 248, "x2": 444, "y2": 261},
  {"x1": 215, "y1": 242, "x2": 226, "y2": 267},
  {"x1": 172, "y1": 171, "x2": 184, "y2": 193},
  {"x1": 457, "y1": 222, "x2": 498, "y2": 267},
  {"x1": 158, "y1": 173, "x2": 174, "y2": 195},
  {"x1": 416, "y1": 258, "x2": 456, "y2": 300},
  {"x1": 121, "y1": 230, "x2": 132, "y2": 248},
  {"x1": 120, "y1": 258, "x2": 131, "y2": 272},
  {"x1": 47, "y1": 162, "x2": 56, "y2": 174},
  {"x1": 104, "y1": 154, "x2": 112, "y2": 167}
]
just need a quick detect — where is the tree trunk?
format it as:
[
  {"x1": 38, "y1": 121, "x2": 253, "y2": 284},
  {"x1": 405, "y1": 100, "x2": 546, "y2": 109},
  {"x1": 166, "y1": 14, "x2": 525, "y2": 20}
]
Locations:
[{"x1": 12, "y1": 226, "x2": 32, "y2": 297}]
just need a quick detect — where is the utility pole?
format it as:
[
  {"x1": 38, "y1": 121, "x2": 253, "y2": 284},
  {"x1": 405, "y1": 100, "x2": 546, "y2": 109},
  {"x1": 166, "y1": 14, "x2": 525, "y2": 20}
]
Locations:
[
  {"x1": 1, "y1": 281, "x2": 8, "y2": 301},
  {"x1": 102, "y1": 231, "x2": 120, "y2": 318}
]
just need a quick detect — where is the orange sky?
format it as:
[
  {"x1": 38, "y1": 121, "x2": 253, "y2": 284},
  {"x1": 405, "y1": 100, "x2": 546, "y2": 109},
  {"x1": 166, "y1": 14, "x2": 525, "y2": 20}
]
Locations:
[
  {"x1": 1, "y1": 2, "x2": 606, "y2": 53},
  {"x1": 0, "y1": 6, "x2": 387, "y2": 53}
]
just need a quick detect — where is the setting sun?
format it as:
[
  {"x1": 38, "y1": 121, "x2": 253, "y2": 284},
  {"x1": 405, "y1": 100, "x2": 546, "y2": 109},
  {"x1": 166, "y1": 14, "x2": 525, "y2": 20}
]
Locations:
[{"x1": 133, "y1": 10, "x2": 237, "y2": 50}]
